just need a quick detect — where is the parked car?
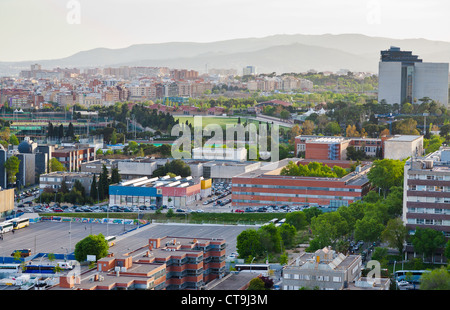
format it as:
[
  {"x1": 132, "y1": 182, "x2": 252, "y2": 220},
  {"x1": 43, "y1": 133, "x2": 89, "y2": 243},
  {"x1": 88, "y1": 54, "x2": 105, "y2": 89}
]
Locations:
[
  {"x1": 234, "y1": 209, "x2": 244, "y2": 213},
  {"x1": 11, "y1": 249, "x2": 31, "y2": 257}
]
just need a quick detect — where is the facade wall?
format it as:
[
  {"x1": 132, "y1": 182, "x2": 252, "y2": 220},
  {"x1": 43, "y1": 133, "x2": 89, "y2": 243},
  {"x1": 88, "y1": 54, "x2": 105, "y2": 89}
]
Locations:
[
  {"x1": 0, "y1": 189, "x2": 14, "y2": 214},
  {"x1": 378, "y1": 61, "x2": 403, "y2": 105},
  {"x1": 232, "y1": 175, "x2": 369, "y2": 208},
  {"x1": 413, "y1": 62, "x2": 449, "y2": 107},
  {"x1": 384, "y1": 137, "x2": 423, "y2": 160}
]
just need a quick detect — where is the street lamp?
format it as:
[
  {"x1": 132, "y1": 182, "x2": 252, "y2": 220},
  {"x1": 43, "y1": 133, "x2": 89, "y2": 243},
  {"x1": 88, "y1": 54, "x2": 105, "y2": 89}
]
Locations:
[{"x1": 250, "y1": 257, "x2": 255, "y2": 273}]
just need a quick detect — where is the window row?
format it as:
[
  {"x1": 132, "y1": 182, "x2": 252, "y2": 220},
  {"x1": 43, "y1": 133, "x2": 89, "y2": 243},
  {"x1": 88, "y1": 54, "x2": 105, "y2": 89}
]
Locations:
[
  {"x1": 407, "y1": 207, "x2": 450, "y2": 215},
  {"x1": 407, "y1": 218, "x2": 450, "y2": 226}
]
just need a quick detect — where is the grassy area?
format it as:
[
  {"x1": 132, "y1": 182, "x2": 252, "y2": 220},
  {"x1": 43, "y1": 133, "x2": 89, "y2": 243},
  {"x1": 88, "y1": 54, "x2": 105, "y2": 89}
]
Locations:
[
  {"x1": 41, "y1": 212, "x2": 286, "y2": 225},
  {"x1": 174, "y1": 116, "x2": 286, "y2": 130},
  {"x1": 174, "y1": 116, "x2": 240, "y2": 129}
]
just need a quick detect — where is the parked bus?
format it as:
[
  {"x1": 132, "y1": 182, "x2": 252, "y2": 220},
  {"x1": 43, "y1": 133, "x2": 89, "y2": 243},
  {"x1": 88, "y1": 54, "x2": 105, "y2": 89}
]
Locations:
[
  {"x1": 263, "y1": 218, "x2": 279, "y2": 226},
  {"x1": 12, "y1": 218, "x2": 30, "y2": 230},
  {"x1": 0, "y1": 264, "x2": 21, "y2": 274},
  {"x1": 0, "y1": 221, "x2": 14, "y2": 234},
  {"x1": 23, "y1": 265, "x2": 56, "y2": 274},
  {"x1": 105, "y1": 236, "x2": 116, "y2": 247},
  {"x1": 275, "y1": 218, "x2": 286, "y2": 227},
  {"x1": 394, "y1": 270, "x2": 430, "y2": 284},
  {"x1": 235, "y1": 264, "x2": 271, "y2": 275}
]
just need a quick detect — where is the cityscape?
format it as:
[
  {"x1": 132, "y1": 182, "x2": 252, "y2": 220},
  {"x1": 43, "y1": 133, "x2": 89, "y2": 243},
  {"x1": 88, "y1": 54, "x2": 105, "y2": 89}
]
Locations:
[{"x1": 0, "y1": 0, "x2": 449, "y2": 300}]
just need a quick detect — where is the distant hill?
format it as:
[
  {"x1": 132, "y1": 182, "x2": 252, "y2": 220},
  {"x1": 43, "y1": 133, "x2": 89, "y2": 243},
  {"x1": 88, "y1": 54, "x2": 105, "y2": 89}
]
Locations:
[{"x1": 2, "y1": 33, "x2": 450, "y2": 75}]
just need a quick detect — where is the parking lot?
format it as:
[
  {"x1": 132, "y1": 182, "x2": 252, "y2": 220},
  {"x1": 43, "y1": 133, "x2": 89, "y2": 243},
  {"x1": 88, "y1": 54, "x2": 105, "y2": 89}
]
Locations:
[
  {"x1": 0, "y1": 220, "x2": 251, "y2": 259},
  {"x1": 14, "y1": 181, "x2": 235, "y2": 215}
]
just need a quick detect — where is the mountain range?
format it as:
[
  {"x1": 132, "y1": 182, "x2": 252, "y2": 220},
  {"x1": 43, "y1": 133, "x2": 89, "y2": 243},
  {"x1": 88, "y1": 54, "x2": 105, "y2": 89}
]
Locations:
[{"x1": 2, "y1": 33, "x2": 450, "y2": 75}]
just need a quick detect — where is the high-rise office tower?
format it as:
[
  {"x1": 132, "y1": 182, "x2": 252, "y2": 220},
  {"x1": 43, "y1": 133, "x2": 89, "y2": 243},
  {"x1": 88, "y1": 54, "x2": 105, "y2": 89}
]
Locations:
[{"x1": 378, "y1": 47, "x2": 449, "y2": 106}]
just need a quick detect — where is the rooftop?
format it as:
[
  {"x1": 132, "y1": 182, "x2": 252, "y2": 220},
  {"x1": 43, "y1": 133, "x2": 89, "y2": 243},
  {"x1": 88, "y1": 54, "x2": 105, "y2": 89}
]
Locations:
[{"x1": 386, "y1": 135, "x2": 422, "y2": 142}]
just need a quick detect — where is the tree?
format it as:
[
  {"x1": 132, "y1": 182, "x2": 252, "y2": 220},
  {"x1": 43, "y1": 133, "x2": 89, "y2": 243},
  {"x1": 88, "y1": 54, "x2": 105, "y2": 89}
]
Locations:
[
  {"x1": 383, "y1": 186, "x2": 403, "y2": 218},
  {"x1": 9, "y1": 134, "x2": 19, "y2": 146},
  {"x1": 310, "y1": 212, "x2": 349, "y2": 249},
  {"x1": 354, "y1": 216, "x2": 385, "y2": 243},
  {"x1": 110, "y1": 167, "x2": 121, "y2": 184},
  {"x1": 419, "y1": 267, "x2": 450, "y2": 290},
  {"x1": 278, "y1": 223, "x2": 297, "y2": 248},
  {"x1": 346, "y1": 124, "x2": 360, "y2": 137},
  {"x1": 4, "y1": 155, "x2": 20, "y2": 187},
  {"x1": 110, "y1": 129, "x2": 117, "y2": 145},
  {"x1": 247, "y1": 277, "x2": 266, "y2": 290},
  {"x1": 90, "y1": 174, "x2": 98, "y2": 202},
  {"x1": 66, "y1": 122, "x2": 75, "y2": 139},
  {"x1": 445, "y1": 240, "x2": 450, "y2": 262},
  {"x1": 236, "y1": 229, "x2": 263, "y2": 259},
  {"x1": 49, "y1": 158, "x2": 66, "y2": 172},
  {"x1": 74, "y1": 233, "x2": 109, "y2": 262},
  {"x1": 367, "y1": 159, "x2": 404, "y2": 197},
  {"x1": 381, "y1": 218, "x2": 407, "y2": 256},
  {"x1": 439, "y1": 124, "x2": 450, "y2": 137},
  {"x1": 258, "y1": 223, "x2": 283, "y2": 253},
  {"x1": 98, "y1": 164, "x2": 110, "y2": 200},
  {"x1": 285, "y1": 211, "x2": 308, "y2": 231},
  {"x1": 393, "y1": 118, "x2": 420, "y2": 135},
  {"x1": 411, "y1": 228, "x2": 446, "y2": 261},
  {"x1": 324, "y1": 122, "x2": 341, "y2": 136},
  {"x1": 301, "y1": 120, "x2": 315, "y2": 135}
]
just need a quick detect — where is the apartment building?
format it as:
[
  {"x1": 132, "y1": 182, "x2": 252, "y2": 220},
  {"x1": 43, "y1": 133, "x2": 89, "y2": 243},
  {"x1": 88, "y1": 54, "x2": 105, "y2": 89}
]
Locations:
[
  {"x1": 60, "y1": 235, "x2": 226, "y2": 290},
  {"x1": 149, "y1": 236, "x2": 227, "y2": 289},
  {"x1": 403, "y1": 148, "x2": 450, "y2": 261},
  {"x1": 283, "y1": 247, "x2": 362, "y2": 290},
  {"x1": 52, "y1": 146, "x2": 95, "y2": 172}
]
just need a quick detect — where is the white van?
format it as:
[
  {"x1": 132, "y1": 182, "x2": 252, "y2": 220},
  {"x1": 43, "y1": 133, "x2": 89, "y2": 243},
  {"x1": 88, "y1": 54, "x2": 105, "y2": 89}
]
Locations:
[{"x1": 57, "y1": 262, "x2": 73, "y2": 270}]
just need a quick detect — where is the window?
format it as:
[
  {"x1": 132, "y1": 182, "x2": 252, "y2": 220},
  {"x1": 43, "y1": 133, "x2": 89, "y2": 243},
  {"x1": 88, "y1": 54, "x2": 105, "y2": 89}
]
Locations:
[{"x1": 333, "y1": 277, "x2": 341, "y2": 282}]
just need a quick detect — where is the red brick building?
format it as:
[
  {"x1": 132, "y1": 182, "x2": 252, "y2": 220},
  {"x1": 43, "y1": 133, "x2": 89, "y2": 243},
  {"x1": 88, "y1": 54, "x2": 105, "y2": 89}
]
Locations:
[
  {"x1": 232, "y1": 159, "x2": 372, "y2": 209},
  {"x1": 59, "y1": 235, "x2": 226, "y2": 290}
]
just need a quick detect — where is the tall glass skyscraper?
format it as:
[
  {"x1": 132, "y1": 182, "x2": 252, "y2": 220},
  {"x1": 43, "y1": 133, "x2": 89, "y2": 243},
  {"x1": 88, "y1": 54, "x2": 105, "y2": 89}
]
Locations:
[{"x1": 378, "y1": 47, "x2": 449, "y2": 107}]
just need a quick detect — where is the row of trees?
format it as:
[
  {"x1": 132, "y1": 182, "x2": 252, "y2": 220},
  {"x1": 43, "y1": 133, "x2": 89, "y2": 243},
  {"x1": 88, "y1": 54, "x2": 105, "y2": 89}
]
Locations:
[
  {"x1": 47, "y1": 122, "x2": 75, "y2": 140},
  {"x1": 236, "y1": 208, "x2": 322, "y2": 263},
  {"x1": 280, "y1": 161, "x2": 348, "y2": 178}
]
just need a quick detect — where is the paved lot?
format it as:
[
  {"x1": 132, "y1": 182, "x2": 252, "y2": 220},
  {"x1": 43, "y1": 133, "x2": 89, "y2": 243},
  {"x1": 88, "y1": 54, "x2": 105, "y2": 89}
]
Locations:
[{"x1": 0, "y1": 220, "x2": 254, "y2": 259}]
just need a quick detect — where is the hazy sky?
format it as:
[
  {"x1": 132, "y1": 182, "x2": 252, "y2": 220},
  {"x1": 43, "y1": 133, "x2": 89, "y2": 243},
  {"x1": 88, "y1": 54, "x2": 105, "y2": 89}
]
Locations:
[{"x1": 1, "y1": 0, "x2": 449, "y2": 62}]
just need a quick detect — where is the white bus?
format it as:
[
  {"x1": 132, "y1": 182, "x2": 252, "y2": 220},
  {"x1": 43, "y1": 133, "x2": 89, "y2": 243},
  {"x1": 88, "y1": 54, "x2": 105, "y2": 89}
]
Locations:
[
  {"x1": 0, "y1": 264, "x2": 21, "y2": 274},
  {"x1": 12, "y1": 218, "x2": 30, "y2": 230},
  {"x1": 0, "y1": 221, "x2": 14, "y2": 234},
  {"x1": 105, "y1": 236, "x2": 116, "y2": 247}
]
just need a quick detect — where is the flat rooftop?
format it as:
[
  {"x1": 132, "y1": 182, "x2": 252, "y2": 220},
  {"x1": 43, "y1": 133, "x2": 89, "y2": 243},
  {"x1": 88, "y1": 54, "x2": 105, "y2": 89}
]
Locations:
[
  {"x1": 233, "y1": 158, "x2": 371, "y2": 186},
  {"x1": 386, "y1": 135, "x2": 422, "y2": 142}
]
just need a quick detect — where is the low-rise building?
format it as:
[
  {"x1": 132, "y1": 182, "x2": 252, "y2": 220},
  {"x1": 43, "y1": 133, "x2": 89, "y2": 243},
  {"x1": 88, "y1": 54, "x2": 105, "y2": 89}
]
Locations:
[
  {"x1": 109, "y1": 175, "x2": 207, "y2": 208},
  {"x1": 282, "y1": 247, "x2": 362, "y2": 290},
  {"x1": 295, "y1": 134, "x2": 422, "y2": 160},
  {"x1": 384, "y1": 135, "x2": 423, "y2": 160},
  {"x1": 232, "y1": 158, "x2": 372, "y2": 209},
  {"x1": 39, "y1": 171, "x2": 94, "y2": 195}
]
